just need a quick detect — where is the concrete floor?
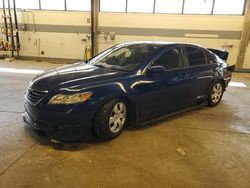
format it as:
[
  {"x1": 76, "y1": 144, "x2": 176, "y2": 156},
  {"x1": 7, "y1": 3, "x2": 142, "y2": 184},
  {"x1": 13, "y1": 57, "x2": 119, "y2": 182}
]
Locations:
[{"x1": 0, "y1": 60, "x2": 250, "y2": 188}]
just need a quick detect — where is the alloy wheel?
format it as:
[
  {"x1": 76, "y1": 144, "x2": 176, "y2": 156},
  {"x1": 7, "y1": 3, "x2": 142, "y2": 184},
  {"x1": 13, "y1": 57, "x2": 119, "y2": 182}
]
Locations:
[
  {"x1": 211, "y1": 83, "x2": 223, "y2": 104},
  {"x1": 109, "y1": 102, "x2": 126, "y2": 133}
]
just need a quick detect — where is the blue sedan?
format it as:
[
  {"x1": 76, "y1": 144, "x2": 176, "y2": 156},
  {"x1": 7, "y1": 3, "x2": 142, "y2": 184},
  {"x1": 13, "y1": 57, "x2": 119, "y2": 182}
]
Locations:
[{"x1": 23, "y1": 41, "x2": 234, "y2": 143}]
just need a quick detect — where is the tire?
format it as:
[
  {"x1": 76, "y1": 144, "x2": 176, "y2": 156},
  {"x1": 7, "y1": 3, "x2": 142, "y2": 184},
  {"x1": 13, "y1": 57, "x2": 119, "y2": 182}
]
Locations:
[
  {"x1": 93, "y1": 99, "x2": 127, "y2": 140},
  {"x1": 207, "y1": 81, "x2": 224, "y2": 107}
]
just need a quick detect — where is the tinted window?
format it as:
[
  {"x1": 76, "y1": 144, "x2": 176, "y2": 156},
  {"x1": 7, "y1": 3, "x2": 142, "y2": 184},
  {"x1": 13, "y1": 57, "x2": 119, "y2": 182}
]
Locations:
[
  {"x1": 154, "y1": 48, "x2": 183, "y2": 70},
  {"x1": 186, "y1": 47, "x2": 207, "y2": 66}
]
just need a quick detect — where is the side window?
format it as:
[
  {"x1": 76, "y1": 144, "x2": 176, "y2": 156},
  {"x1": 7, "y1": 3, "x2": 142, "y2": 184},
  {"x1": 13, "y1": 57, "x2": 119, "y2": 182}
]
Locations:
[
  {"x1": 154, "y1": 48, "x2": 183, "y2": 70},
  {"x1": 185, "y1": 47, "x2": 207, "y2": 67}
]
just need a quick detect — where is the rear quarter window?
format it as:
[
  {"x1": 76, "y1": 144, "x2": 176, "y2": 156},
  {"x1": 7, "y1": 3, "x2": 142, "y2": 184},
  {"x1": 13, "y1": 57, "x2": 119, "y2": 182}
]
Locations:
[{"x1": 205, "y1": 51, "x2": 216, "y2": 64}]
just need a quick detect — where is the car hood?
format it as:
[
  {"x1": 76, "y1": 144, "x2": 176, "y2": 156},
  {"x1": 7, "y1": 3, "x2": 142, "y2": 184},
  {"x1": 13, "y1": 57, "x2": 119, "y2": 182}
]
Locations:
[{"x1": 30, "y1": 63, "x2": 127, "y2": 91}]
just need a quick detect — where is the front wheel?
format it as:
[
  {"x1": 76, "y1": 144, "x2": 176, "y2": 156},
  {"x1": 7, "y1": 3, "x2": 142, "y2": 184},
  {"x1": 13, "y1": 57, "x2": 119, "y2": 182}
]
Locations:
[
  {"x1": 93, "y1": 99, "x2": 127, "y2": 140},
  {"x1": 207, "y1": 81, "x2": 224, "y2": 107}
]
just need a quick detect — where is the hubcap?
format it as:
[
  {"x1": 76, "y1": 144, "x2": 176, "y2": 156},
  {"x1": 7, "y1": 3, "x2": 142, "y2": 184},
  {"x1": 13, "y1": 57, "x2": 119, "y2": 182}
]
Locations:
[
  {"x1": 211, "y1": 83, "x2": 223, "y2": 104},
  {"x1": 109, "y1": 102, "x2": 127, "y2": 133}
]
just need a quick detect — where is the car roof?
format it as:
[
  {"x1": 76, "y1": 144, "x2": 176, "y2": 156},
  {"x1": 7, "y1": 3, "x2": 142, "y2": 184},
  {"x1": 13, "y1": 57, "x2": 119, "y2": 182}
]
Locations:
[{"x1": 117, "y1": 41, "x2": 203, "y2": 48}]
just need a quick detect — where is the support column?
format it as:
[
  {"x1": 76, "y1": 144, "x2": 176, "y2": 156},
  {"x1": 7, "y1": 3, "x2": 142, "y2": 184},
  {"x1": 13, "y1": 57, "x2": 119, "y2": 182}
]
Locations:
[
  {"x1": 237, "y1": 0, "x2": 250, "y2": 68},
  {"x1": 91, "y1": 0, "x2": 99, "y2": 57}
]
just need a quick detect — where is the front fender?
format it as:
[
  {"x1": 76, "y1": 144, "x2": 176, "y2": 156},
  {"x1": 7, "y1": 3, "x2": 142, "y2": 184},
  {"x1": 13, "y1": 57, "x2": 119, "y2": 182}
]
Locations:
[
  {"x1": 86, "y1": 80, "x2": 140, "y2": 128},
  {"x1": 93, "y1": 85, "x2": 139, "y2": 113}
]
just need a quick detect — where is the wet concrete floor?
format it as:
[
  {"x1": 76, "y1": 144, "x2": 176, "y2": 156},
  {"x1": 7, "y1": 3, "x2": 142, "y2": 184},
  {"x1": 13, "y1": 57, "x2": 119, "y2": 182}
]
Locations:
[{"x1": 0, "y1": 60, "x2": 250, "y2": 187}]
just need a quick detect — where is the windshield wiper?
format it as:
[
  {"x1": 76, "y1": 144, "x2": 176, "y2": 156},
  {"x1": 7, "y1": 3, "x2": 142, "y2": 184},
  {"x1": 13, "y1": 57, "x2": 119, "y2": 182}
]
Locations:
[
  {"x1": 94, "y1": 63, "x2": 128, "y2": 72},
  {"x1": 95, "y1": 64, "x2": 108, "y2": 69},
  {"x1": 94, "y1": 62, "x2": 113, "y2": 69},
  {"x1": 95, "y1": 64, "x2": 117, "y2": 71}
]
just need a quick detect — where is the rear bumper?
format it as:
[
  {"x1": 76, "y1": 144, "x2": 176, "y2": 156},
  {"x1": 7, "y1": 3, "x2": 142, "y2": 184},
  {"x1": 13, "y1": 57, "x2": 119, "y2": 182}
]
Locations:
[
  {"x1": 23, "y1": 101, "x2": 95, "y2": 142},
  {"x1": 224, "y1": 76, "x2": 231, "y2": 88},
  {"x1": 223, "y1": 67, "x2": 233, "y2": 88}
]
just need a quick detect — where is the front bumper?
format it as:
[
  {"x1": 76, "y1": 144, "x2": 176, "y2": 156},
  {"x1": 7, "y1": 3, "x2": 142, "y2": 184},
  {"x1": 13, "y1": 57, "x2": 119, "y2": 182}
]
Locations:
[{"x1": 23, "y1": 101, "x2": 96, "y2": 142}]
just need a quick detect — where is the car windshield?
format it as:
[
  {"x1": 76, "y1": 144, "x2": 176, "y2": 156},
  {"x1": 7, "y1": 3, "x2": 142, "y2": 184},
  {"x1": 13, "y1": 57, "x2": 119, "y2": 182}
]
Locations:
[{"x1": 89, "y1": 44, "x2": 161, "y2": 72}]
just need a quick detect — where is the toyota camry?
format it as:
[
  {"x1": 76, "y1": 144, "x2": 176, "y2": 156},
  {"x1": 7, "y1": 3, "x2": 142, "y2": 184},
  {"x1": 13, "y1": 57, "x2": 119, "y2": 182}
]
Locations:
[{"x1": 23, "y1": 41, "x2": 234, "y2": 143}]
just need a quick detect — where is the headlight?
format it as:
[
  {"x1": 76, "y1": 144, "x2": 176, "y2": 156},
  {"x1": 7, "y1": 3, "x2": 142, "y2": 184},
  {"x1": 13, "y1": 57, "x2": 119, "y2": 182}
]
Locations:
[{"x1": 48, "y1": 91, "x2": 93, "y2": 104}]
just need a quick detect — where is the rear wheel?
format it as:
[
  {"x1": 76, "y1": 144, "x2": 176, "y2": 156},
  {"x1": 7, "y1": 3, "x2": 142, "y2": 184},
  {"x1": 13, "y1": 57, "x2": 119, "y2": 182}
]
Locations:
[
  {"x1": 93, "y1": 99, "x2": 127, "y2": 140},
  {"x1": 207, "y1": 81, "x2": 224, "y2": 107}
]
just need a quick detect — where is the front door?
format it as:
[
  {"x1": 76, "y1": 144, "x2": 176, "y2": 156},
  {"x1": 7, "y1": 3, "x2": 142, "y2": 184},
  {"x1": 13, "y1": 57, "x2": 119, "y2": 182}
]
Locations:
[{"x1": 136, "y1": 47, "x2": 189, "y2": 121}]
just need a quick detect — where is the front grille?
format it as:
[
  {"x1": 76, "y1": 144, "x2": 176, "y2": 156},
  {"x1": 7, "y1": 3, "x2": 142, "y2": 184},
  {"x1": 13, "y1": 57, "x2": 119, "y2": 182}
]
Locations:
[{"x1": 26, "y1": 89, "x2": 47, "y2": 104}]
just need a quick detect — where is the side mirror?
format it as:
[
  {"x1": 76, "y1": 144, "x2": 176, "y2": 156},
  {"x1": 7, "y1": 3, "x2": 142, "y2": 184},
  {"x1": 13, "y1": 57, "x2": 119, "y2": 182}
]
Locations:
[{"x1": 147, "y1": 66, "x2": 165, "y2": 74}]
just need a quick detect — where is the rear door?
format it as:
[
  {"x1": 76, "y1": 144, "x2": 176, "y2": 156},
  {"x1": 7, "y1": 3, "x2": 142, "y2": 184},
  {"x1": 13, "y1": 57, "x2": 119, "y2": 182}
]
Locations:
[
  {"x1": 184, "y1": 46, "x2": 217, "y2": 103},
  {"x1": 137, "y1": 46, "x2": 189, "y2": 120}
]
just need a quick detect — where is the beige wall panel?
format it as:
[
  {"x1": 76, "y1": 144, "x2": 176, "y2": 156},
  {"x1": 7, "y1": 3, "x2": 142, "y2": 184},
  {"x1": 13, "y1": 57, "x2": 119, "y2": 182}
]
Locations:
[
  {"x1": 0, "y1": 11, "x2": 244, "y2": 65},
  {"x1": 99, "y1": 13, "x2": 244, "y2": 31},
  {"x1": 19, "y1": 32, "x2": 88, "y2": 60},
  {"x1": 19, "y1": 11, "x2": 91, "y2": 26}
]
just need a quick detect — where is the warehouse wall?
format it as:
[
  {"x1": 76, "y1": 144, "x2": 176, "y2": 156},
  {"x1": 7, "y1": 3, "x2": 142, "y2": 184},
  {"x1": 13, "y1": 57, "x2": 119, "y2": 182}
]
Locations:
[
  {"x1": 99, "y1": 13, "x2": 243, "y2": 65},
  {"x1": 17, "y1": 11, "x2": 91, "y2": 60},
  {"x1": 0, "y1": 10, "x2": 245, "y2": 66}
]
